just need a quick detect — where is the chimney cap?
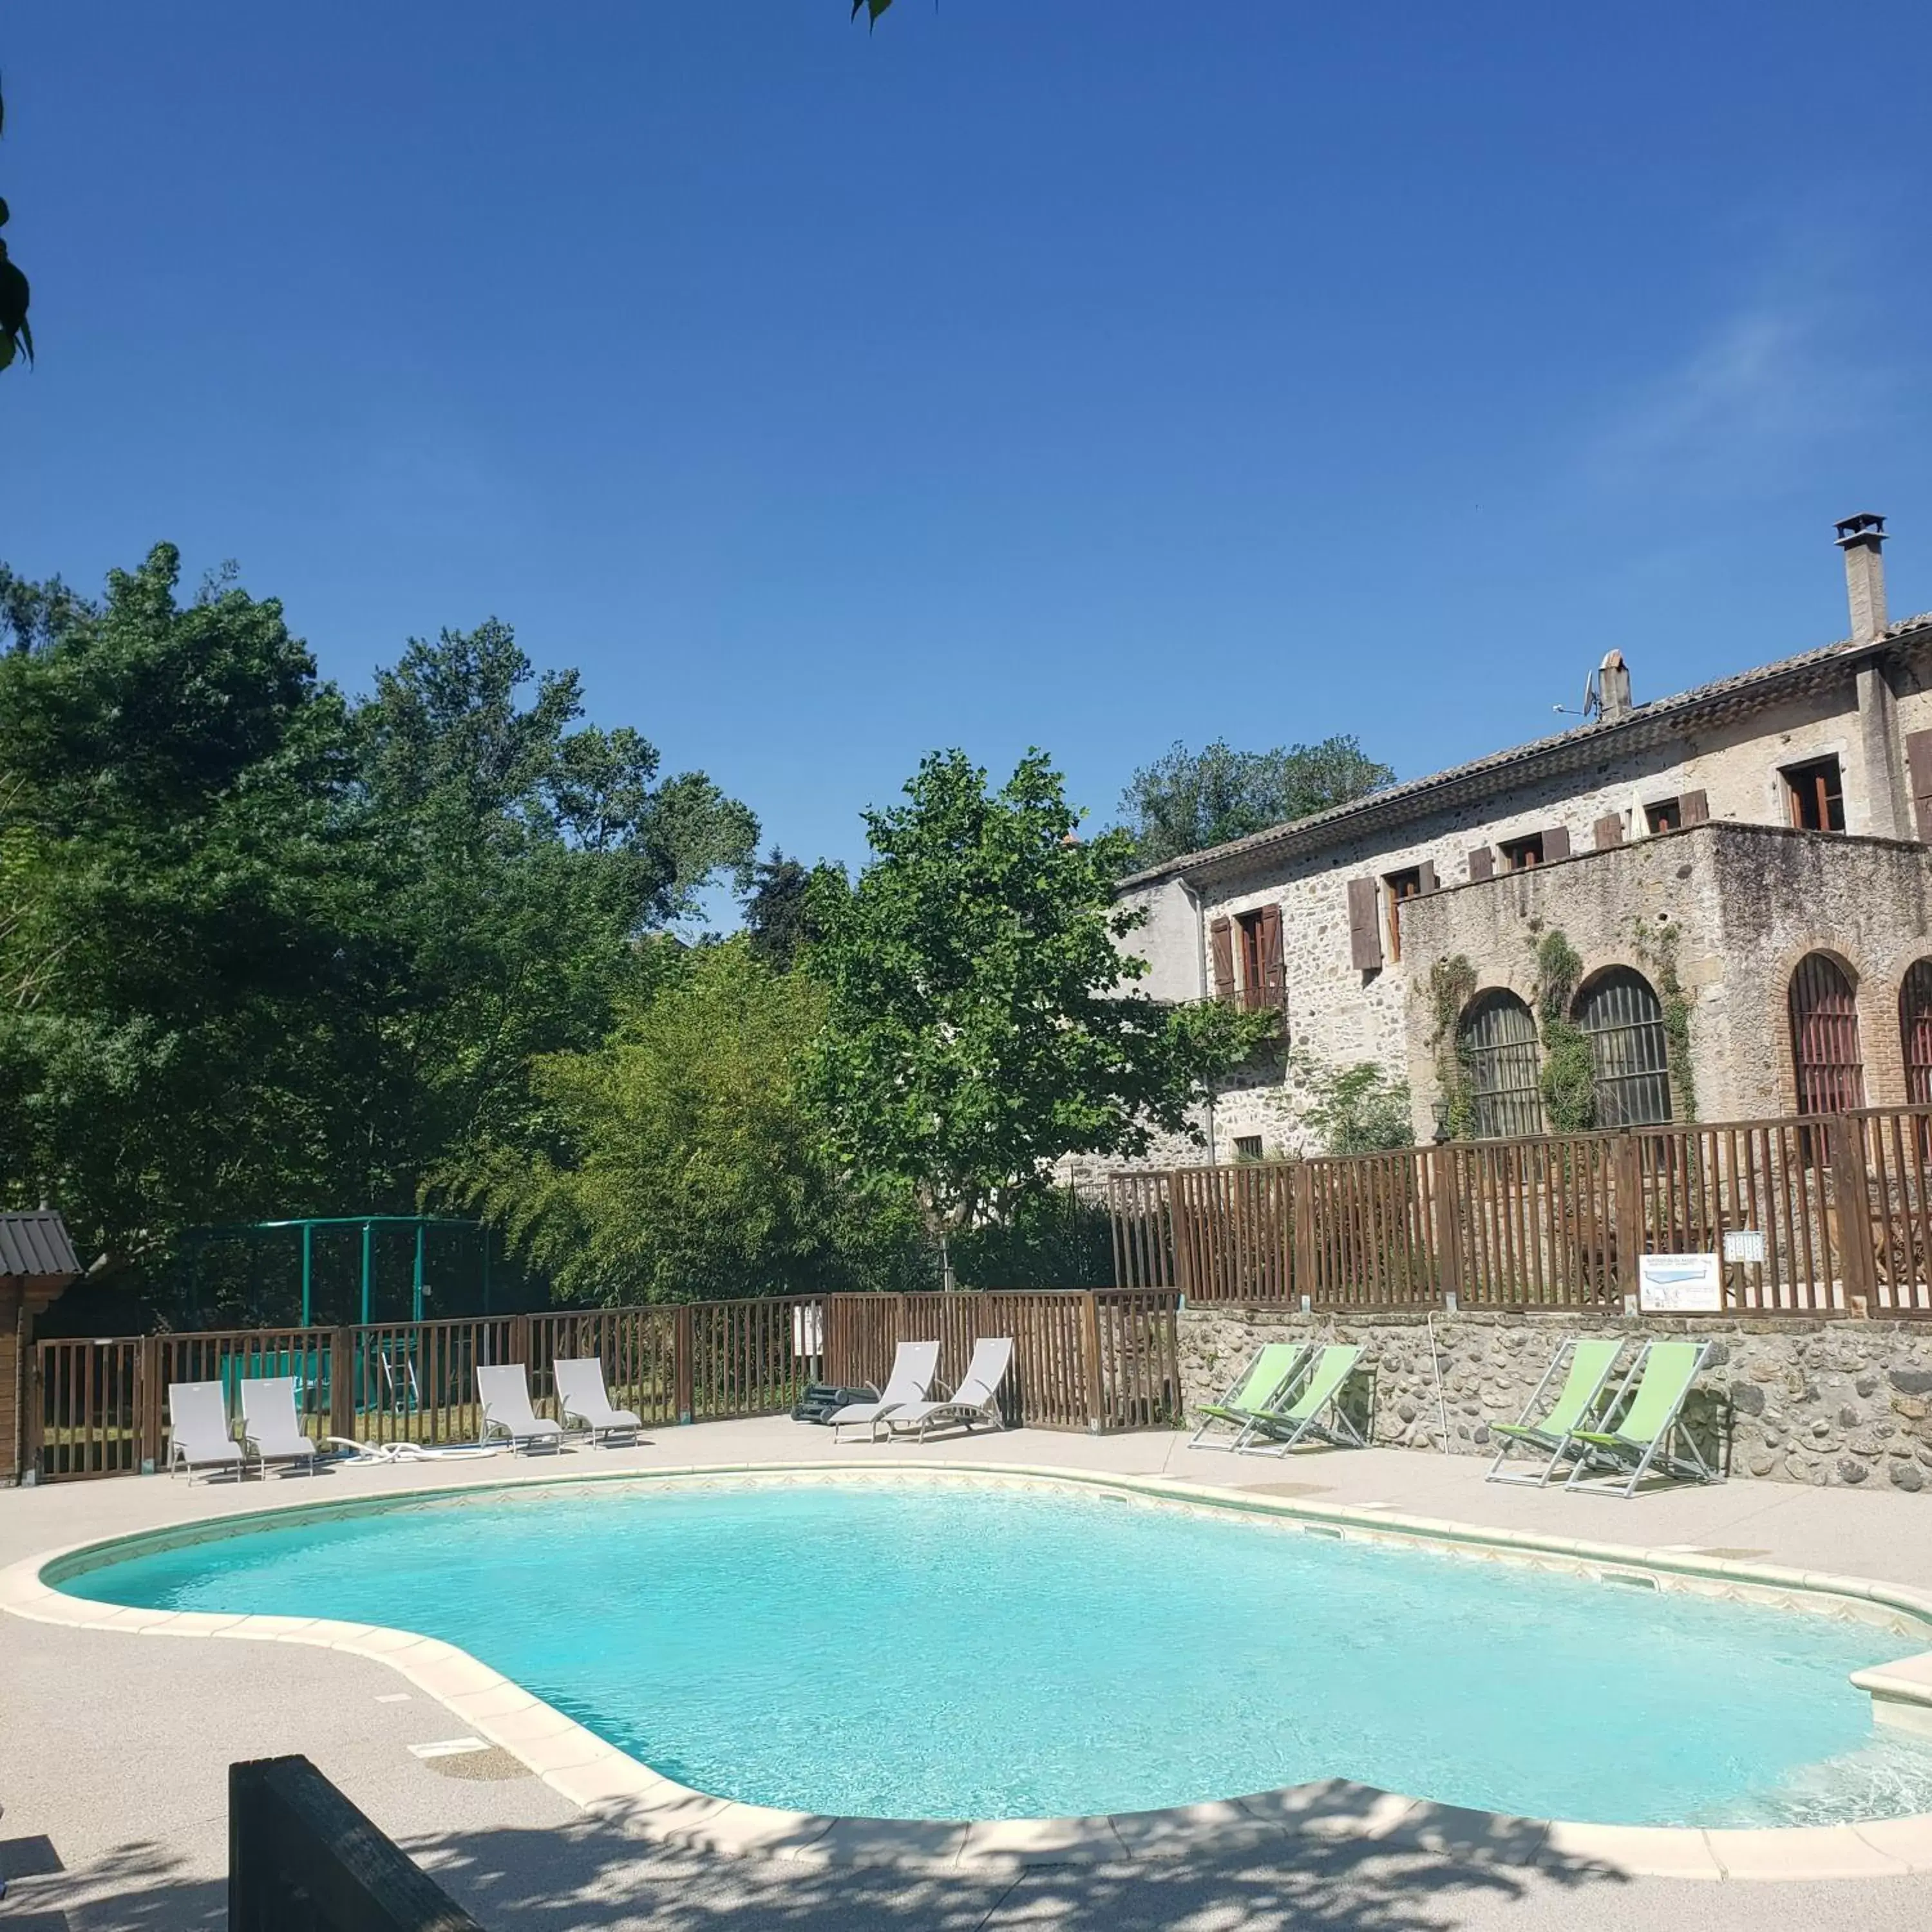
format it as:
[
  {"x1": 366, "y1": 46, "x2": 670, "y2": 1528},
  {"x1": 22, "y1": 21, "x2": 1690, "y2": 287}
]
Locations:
[{"x1": 1835, "y1": 512, "x2": 1887, "y2": 548}]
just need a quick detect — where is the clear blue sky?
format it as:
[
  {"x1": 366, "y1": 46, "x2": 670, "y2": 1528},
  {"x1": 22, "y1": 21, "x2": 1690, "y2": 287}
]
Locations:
[{"x1": 5, "y1": 3, "x2": 1929, "y2": 907}]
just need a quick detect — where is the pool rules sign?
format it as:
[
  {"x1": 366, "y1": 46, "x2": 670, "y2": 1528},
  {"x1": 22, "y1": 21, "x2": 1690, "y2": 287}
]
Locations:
[{"x1": 1636, "y1": 1253, "x2": 1725, "y2": 1313}]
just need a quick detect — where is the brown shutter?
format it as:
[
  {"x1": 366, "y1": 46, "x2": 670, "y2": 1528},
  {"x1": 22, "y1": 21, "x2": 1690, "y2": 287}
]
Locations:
[
  {"x1": 1679, "y1": 788, "x2": 1710, "y2": 826},
  {"x1": 1347, "y1": 876, "x2": 1383, "y2": 971},
  {"x1": 1468, "y1": 847, "x2": 1494, "y2": 882},
  {"x1": 1907, "y1": 732, "x2": 1932, "y2": 842},
  {"x1": 1209, "y1": 917, "x2": 1235, "y2": 1004},
  {"x1": 1542, "y1": 824, "x2": 1571, "y2": 862},
  {"x1": 1258, "y1": 902, "x2": 1285, "y2": 1010},
  {"x1": 1417, "y1": 859, "x2": 1438, "y2": 894},
  {"x1": 1593, "y1": 812, "x2": 1624, "y2": 849}
]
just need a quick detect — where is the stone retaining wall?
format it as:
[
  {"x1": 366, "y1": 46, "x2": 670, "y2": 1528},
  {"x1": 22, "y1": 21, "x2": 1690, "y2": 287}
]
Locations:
[{"x1": 1177, "y1": 1305, "x2": 1932, "y2": 1491}]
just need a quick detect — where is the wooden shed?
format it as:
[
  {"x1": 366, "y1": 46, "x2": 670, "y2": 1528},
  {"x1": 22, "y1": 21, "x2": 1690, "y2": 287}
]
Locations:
[{"x1": 2, "y1": 1212, "x2": 80, "y2": 1484}]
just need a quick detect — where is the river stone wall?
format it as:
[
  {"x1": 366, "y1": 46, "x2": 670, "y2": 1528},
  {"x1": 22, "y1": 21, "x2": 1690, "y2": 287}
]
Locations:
[{"x1": 1177, "y1": 1305, "x2": 1932, "y2": 1492}]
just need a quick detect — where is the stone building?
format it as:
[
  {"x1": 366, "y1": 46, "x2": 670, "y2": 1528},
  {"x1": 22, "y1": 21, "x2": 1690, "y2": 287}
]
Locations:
[{"x1": 1114, "y1": 515, "x2": 1932, "y2": 1162}]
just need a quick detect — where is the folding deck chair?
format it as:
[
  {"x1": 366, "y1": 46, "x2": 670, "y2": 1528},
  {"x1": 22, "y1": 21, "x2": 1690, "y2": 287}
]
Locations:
[
  {"x1": 1188, "y1": 1343, "x2": 1307, "y2": 1450},
  {"x1": 1561, "y1": 1340, "x2": 1718, "y2": 1497},
  {"x1": 1485, "y1": 1337, "x2": 1625, "y2": 1488},
  {"x1": 1234, "y1": 1344, "x2": 1367, "y2": 1454}
]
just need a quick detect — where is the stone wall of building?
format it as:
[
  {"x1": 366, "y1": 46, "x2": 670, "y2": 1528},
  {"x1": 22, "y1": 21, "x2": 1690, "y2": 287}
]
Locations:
[
  {"x1": 1397, "y1": 820, "x2": 1932, "y2": 1126},
  {"x1": 1178, "y1": 1304, "x2": 1932, "y2": 1492}
]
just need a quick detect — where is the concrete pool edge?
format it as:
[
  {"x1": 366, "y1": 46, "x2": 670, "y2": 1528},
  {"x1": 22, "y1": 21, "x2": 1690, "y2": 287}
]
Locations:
[{"x1": 7, "y1": 1457, "x2": 1932, "y2": 1883}]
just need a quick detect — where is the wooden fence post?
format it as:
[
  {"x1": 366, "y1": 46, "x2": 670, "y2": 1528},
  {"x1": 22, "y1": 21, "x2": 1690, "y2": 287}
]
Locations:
[
  {"x1": 673, "y1": 1304, "x2": 695, "y2": 1424},
  {"x1": 1612, "y1": 1133, "x2": 1643, "y2": 1310},
  {"x1": 137, "y1": 1336, "x2": 162, "y2": 1473},
  {"x1": 1080, "y1": 1290, "x2": 1106, "y2": 1434},
  {"x1": 1291, "y1": 1160, "x2": 1314, "y2": 1305},
  {"x1": 1428, "y1": 1144, "x2": 1462, "y2": 1307},
  {"x1": 1827, "y1": 1114, "x2": 1878, "y2": 1314},
  {"x1": 22, "y1": 1338, "x2": 44, "y2": 1485},
  {"x1": 328, "y1": 1329, "x2": 355, "y2": 1443}
]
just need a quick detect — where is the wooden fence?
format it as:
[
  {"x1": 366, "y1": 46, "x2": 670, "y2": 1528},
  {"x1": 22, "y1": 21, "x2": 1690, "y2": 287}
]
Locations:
[
  {"x1": 1109, "y1": 1104, "x2": 1932, "y2": 1317},
  {"x1": 27, "y1": 1289, "x2": 1180, "y2": 1482}
]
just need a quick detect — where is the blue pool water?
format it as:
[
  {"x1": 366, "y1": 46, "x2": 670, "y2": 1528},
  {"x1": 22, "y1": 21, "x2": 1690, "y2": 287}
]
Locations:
[{"x1": 60, "y1": 1475, "x2": 1932, "y2": 1825}]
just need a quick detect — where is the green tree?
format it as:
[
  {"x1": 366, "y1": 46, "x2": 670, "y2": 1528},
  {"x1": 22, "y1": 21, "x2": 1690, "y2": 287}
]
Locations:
[
  {"x1": 743, "y1": 849, "x2": 844, "y2": 972},
  {"x1": 805, "y1": 748, "x2": 1271, "y2": 1274},
  {"x1": 1297, "y1": 1055, "x2": 1415, "y2": 1155},
  {"x1": 445, "y1": 940, "x2": 908, "y2": 1302},
  {"x1": 1119, "y1": 736, "x2": 1394, "y2": 868}
]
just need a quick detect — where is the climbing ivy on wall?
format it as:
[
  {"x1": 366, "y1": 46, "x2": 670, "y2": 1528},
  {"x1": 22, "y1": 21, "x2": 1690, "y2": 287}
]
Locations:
[
  {"x1": 1629, "y1": 916, "x2": 1698, "y2": 1121},
  {"x1": 1533, "y1": 929, "x2": 1598, "y2": 1134},
  {"x1": 1426, "y1": 953, "x2": 1477, "y2": 1139}
]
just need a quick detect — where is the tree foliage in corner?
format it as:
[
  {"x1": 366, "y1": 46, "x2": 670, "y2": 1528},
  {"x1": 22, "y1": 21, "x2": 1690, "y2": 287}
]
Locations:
[
  {"x1": 805, "y1": 749, "x2": 1273, "y2": 1245},
  {"x1": 1119, "y1": 737, "x2": 1394, "y2": 869},
  {"x1": 0, "y1": 76, "x2": 32, "y2": 370}
]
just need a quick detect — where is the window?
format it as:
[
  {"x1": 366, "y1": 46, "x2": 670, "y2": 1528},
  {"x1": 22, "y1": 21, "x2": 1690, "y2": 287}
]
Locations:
[
  {"x1": 1574, "y1": 967, "x2": 1672, "y2": 1127},
  {"x1": 1233, "y1": 1135, "x2": 1264, "y2": 1162},
  {"x1": 1383, "y1": 867, "x2": 1422, "y2": 962},
  {"x1": 1783, "y1": 756, "x2": 1846, "y2": 833},
  {"x1": 1459, "y1": 990, "x2": 1544, "y2": 1139},
  {"x1": 1233, "y1": 906, "x2": 1283, "y2": 1013},
  {"x1": 1788, "y1": 952, "x2": 1864, "y2": 1115},
  {"x1": 1902, "y1": 961, "x2": 1932, "y2": 1109},
  {"x1": 1645, "y1": 798, "x2": 1682, "y2": 834},
  {"x1": 1499, "y1": 833, "x2": 1544, "y2": 871}
]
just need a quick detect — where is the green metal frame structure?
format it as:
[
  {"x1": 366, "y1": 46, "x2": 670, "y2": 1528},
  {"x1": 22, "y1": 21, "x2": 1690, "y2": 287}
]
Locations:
[{"x1": 182, "y1": 1216, "x2": 489, "y2": 1326}]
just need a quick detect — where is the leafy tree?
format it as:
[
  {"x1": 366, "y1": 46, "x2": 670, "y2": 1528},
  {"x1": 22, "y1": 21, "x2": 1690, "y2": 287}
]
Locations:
[
  {"x1": 743, "y1": 848, "x2": 845, "y2": 972},
  {"x1": 1119, "y1": 736, "x2": 1394, "y2": 868},
  {"x1": 445, "y1": 940, "x2": 916, "y2": 1302},
  {"x1": 805, "y1": 748, "x2": 1272, "y2": 1273},
  {"x1": 0, "y1": 77, "x2": 31, "y2": 370},
  {"x1": 1297, "y1": 1055, "x2": 1415, "y2": 1155}
]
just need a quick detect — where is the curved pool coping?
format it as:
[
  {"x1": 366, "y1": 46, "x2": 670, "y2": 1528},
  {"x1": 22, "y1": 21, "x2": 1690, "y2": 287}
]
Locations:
[{"x1": 10, "y1": 1457, "x2": 1932, "y2": 1882}]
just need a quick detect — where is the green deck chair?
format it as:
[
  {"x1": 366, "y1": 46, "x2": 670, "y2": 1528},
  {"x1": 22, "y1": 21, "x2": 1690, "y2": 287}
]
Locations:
[
  {"x1": 1485, "y1": 1337, "x2": 1625, "y2": 1488},
  {"x1": 1234, "y1": 1343, "x2": 1367, "y2": 1455},
  {"x1": 1562, "y1": 1339, "x2": 1718, "y2": 1497},
  {"x1": 1189, "y1": 1343, "x2": 1307, "y2": 1450}
]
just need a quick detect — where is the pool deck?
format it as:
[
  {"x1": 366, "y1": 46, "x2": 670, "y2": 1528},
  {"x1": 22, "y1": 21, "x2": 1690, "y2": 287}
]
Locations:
[{"x1": 7, "y1": 1420, "x2": 1932, "y2": 1930}]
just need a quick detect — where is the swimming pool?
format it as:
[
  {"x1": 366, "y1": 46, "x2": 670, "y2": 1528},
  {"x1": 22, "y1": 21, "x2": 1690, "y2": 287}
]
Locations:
[{"x1": 55, "y1": 1473, "x2": 1932, "y2": 1827}]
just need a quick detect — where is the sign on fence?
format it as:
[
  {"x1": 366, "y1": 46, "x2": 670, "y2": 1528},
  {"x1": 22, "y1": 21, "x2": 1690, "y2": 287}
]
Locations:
[
  {"x1": 792, "y1": 1304, "x2": 824, "y2": 1359},
  {"x1": 1638, "y1": 1253, "x2": 1724, "y2": 1313},
  {"x1": 1722, "y1": 1228, "x2": 1767, "y2": 1265}
]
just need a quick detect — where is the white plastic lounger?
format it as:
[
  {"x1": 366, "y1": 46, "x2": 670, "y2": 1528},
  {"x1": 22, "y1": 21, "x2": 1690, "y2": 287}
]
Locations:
[
  {"x1": 238, "y1": 1376, "x2": 319, "y2": 1477},
  {"x1": 167, "y1": 1381, "x2": 247, "y2": 1482},
  {"x1": 477, "y1": 1363, "x2": 565, "y2": 1454},
  {"x1": 828, "y1": 1340, "x2": 940, "y2": 1443},
  {"x1": 554, "y1": 1357, "x2": 644, "y2": 1444},
  {"x1": 875, "y1": 1336, "x2": 1013, "y2": 1441}
]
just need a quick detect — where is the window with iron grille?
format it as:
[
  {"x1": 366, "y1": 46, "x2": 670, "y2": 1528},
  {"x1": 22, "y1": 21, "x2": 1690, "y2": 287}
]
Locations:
[
  {"x1": 1573, "y1": 967, "x2": 1672, "y2": 1127},
  {"x1": 1232, "y1": 1135, "x2": 1264, "y2": 1162},
  {"x1": 1783, "y1": 756, "x2": 1846, "y2": 833},
  {"x1": 1788, "y1": 952, "x2": 1864, "y2": 1115},
  {"x1": 1902, "y1": 960, "x2": 1932, "y2": 1109},
  {"x1": 1459, "y1": 990, "x2": 1544, "y2": 1139}
]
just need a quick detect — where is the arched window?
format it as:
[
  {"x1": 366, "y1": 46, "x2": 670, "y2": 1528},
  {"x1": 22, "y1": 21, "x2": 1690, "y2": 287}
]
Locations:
[
  {"x1": 1573, "y1": 967, "x2": 1672, "y2": 1127},
  {"x1": 1788, "y1": 952, "x2": 1864, "y2": 1115},
  {"x1": 1461, "y1": 990, "x2": 1544, "y2": 1139},
  {"x1": 1902, "y1": 961, "x2": 1932, "y2": 1109}
]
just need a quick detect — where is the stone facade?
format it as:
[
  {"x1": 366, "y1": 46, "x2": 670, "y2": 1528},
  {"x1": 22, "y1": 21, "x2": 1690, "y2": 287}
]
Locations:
[
  {"x1": 1108, "y1": 578, "x2": 1932, "y2": 1166},
  {"x1": 1178, "y1": 1305, "x2": 1932, "y2": 1491}
]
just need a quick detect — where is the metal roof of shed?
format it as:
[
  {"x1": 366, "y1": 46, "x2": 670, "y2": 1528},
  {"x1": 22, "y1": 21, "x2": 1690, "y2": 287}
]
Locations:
[{"x1": 0, "y1": 1211, "x2": 81, "y2": 1281}]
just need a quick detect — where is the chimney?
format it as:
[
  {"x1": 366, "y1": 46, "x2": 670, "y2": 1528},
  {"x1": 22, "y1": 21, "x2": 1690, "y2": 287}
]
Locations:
[
  {"x1": 1835, "y1": 513, "x2": 1888, "y2": 643},
  {"x1": 1596, "y1": 649, "x2": 1633, "y2": 724}
]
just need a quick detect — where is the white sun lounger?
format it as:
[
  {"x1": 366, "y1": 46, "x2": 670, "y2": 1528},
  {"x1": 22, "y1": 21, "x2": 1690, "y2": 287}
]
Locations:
[
  {"x1": 875, "y1": 1336, "x2": 1013, "y2": 1441},
  {"x1": 554, "y1": 1358, "x2": 643, "y2": 1444},
  {"x1": 477, "y1": 1363, "x2": 564, "y2": 1454},
  {"x1": 828, "y1": 1340, "x2": 940, "y2": 1443},
  {"x1": 167, "y1": 1381, "x2": 247, "y2": 1482},
  {"x1": 238, "y1": 1376, "x2": 319, "y2": 1477}
]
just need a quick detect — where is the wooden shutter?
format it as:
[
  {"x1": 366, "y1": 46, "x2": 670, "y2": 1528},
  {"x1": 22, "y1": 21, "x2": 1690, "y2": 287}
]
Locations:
[
  {"x1": 1258, "y1": 902, "x2": 1285, "y2": 1010},
  {"x1": 1347, "y1": 876, "x2": 1382, "y2": 971},
  {"x1": 1468, "y1": 847, "x2": 1494, "y2": 882},
  {"x1": 1907, "y1": 732, "x2": 1932, "y2": 842},
  {"x1": 1417, "y1": 859, "x2": 1438, "y2": 894},
  {"x1": 1679, "y1": 788, "x2": 1710, "y2": 826},
  {"x1": 1209, "y1": 917, "x2": 1235, "y2": 1004},
  {"x1": 1593, "y1": 812, "x2": 1624, "y2": 849},
  {"x1": 1542, "y1": 824, "x2": 1571, "y2": 862}
]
